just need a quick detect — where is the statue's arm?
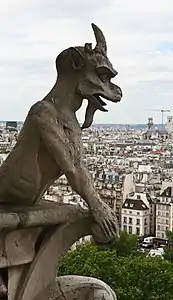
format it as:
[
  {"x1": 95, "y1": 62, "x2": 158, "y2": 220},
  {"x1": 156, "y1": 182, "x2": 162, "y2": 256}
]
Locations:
[
  {"x1": 33, "y1": 102, "x2": 118, "y2": 238},
  {"x1": 33, "y1": 102, "x2": 102, "y2": 210}
]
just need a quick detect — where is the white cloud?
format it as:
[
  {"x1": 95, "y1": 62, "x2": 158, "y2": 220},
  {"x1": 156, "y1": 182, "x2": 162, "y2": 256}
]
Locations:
[{"x1": 0, "y1": 0, "x2": 173, "y2": 123}]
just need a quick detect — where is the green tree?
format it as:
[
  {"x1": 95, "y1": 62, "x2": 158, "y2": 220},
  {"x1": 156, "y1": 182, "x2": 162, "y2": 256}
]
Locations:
[
  {"x1": 59, "y1": 243, "x2": 173, "y2": 300},
  {"x1": 164, "y1": 248, "x2": 173, "y2": 263},
  {"x1": 166, "y1": 230, "x2": 173, "y2": 243},
  {"x1": 100, "y1": 231, "x2": 139, "y2": 257},
  {"x1": 164, "y1": 230, "x2": 173, "y2": 262}
]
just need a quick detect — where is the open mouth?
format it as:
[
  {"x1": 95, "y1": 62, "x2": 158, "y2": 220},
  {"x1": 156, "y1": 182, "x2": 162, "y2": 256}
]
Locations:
[
  {"x1": 81, "y1": 86, "x2": 122, "y2": 130},
  {"x1": 93, "y1": 94, "x2": 108, "y2": 112},
  {"x1": 81, "y1": 90, "x2": 122, "y2": 130},
  {"x1": 93, "y1": 92, "x2": 122, "y2": 112}
]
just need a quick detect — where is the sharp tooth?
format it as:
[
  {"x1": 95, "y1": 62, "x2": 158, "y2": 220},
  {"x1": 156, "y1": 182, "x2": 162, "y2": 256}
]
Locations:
[{"x1": 99, "y1": 96, "x2": 107, "y2": 106}]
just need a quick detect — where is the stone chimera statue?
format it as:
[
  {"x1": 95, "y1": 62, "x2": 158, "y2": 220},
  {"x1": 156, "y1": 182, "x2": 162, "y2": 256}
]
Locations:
[{"x1": 0, "y1": 23, "x2": 122, "y2": 300}]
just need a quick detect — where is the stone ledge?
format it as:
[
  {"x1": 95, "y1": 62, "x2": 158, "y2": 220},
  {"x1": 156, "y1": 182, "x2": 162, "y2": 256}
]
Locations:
[
  {"x1": 0, "y1": 201, "x2": 90, "y2": 269},
  {"x1": 0, "y1": 201, "x2": 88, "y2": 230}
]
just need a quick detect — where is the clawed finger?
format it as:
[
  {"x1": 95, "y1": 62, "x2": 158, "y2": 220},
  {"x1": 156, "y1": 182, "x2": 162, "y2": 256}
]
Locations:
[
  {"x1": 101, "y1": 219, "x2": 115, "y2": 239},
  {"x1": 111, "y1": 217, "x2": 119, "y2": 232},
  {"x1": 102, "y1": 220, "x2": 111, "y2": 238},
  {"x1": 100, "y1": 220, "x2": 114, "y2": 240},
  {"x1": 107, "y1": 219, "x2": 117, "y2": 238},
  {"x1": 111, "y1": 219, "x2": 120, "y2": 238}
]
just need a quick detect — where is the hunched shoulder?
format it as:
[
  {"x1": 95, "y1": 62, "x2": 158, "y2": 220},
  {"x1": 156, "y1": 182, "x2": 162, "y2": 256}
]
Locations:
[{"x1": 27, "y1": 101, "x2": 59, "y2": 128}]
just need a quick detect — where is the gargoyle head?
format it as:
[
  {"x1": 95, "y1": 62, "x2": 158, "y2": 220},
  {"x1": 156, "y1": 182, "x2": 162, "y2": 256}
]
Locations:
[{"x1": 56, "y1": 23, "x2": 122, "y2": 129}]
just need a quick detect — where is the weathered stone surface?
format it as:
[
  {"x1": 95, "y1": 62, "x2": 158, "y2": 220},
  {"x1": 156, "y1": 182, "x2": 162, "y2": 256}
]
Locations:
[
  {"x1": 0, "y1": 228, "x2": 41, "y2": 268},
  {"x1": 0, "y1": 23, "x2": 121, "y2": 241},
  {"x1": 0, "y1": 210, "x2": 19, "y2": 230},
  {"x1": 8, "y1": 266, "x2": 24, "y2": 300},
  {"x1": 53, "y1": 276, "x2": 117, "y2": 300},
  {"x1": 0, "y1": 202, "x2": 92, "y2": 300},
  {"x1": 16, "y1": 211, "x2": 91, "y2": 300},
  {"x1": 0, "y1": 202, "x2": 88, "y2": 269},
  {"x1": 0, "y1": 201, "x2": 87, "y2": 230},
  {"x1": 0, "y1": 23, "x2": 120, "y2": 300},
  {"x1": 44, "y1": 276, "x2": 117, "y2": 300}
]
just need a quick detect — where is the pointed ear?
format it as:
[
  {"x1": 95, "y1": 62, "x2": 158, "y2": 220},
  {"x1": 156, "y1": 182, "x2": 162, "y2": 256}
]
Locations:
[{"x1": 68, "y1": 47, "x2": 84, "y2": 70}]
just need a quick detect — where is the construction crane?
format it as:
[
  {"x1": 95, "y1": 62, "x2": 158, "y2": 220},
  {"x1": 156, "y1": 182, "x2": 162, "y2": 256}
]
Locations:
[{"x1": 145, "y1": 109, "x2": 171, "y2": 128}]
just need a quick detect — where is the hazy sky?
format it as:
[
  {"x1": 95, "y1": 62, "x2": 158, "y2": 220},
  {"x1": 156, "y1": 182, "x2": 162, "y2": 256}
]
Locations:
[{"x1": 0, "y1": 0, "x2": 173, "y2": 124}]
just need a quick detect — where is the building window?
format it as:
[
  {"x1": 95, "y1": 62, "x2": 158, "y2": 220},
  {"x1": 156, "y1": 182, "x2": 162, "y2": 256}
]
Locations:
[
  {"x1": 123, "y1": 225, "x2": 127, "y2": 232},
  {"x1": 129, "y1": 218, "x2": 132, "y2": 224},
  {"x1": 129, "y1": 226, "x2": 132, "y2": 234},
  {"x1": 166, "y1": 213, "x2": 169, "y2": 217},
  {"x1": 137, "y1": 195, "x2": 141, "y2": 200},
  {"x1": 158, "y1": 211, "x2": 161, "y2": 216},
  {"x1": 137, "y1": 212, "x2": 140, "y2": 215},
  {"x1": 157, "y1": 225, "x2": 160, "y2": 230},
  {"x1": 136, "y1": 219, "x2": 140, "y2": 225},
  {"x1": 144, "y1": 218, "x2": 147, "y2": 225},
  {"x1": 136, "y1": 227, "x2": 140, "y2": 235},
  {"x1": 129, "y1": 211, "x2": 132, "y2": 214},
  {"x1": 123, "y1": 217, "x2": 127, "y2": 224},
  {"x1": 144, "y1": 227, "x2": 147, "y2": 235},
  {"x1": 166, "y1": 219, "x2": 169, "y2": 225}
]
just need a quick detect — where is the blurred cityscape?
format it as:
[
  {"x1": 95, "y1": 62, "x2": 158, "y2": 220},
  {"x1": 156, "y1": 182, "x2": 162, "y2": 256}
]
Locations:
[{"x1": 1, "y1": 115, "x2": 173, "y2": 254}]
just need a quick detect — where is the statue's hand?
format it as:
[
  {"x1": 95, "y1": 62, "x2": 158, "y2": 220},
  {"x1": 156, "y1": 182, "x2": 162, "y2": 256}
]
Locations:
[{"x1": 91, "y1": 201, "x2": 119, "y2": 241}]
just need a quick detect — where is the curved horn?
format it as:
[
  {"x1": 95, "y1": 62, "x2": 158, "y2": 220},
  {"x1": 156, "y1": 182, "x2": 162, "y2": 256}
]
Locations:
[{"x1": 91, "y1": 23, "x2": 107, "y2": 54}]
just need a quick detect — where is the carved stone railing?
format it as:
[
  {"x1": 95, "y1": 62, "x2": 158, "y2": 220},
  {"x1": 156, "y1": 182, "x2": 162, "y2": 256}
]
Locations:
[{"x1": 0, "y1": 201, "x2": 116, "y2": 300}]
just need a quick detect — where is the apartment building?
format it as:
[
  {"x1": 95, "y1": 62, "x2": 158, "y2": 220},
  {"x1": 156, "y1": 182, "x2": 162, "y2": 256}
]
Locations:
[
  {"x1": 156, "y1": 182, "x2": 173, "y2": 239},
  {"x1": 121, "y1": 192, "x2": 155, "y2": 236}
]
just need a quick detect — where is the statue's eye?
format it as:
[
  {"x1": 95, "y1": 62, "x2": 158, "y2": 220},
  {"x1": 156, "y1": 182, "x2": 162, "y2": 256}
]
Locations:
[
  {"x1": 98, "y1": 73, "x2": 108, "y2": 82},
  {"x1": 96, "y1": 67, "x2": 113, "y2": 82}
]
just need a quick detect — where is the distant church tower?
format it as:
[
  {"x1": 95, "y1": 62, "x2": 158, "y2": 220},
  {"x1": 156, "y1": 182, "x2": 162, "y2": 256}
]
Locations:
[
  {"x1": 165, "y1": 116, "x2": 173, "y2": 139},
  {"x1": 147, "y1": 117, "x2": 153, "y2": 130},
  {"x1": 143, "y1": 117, "x2": 154, "y2": 140}
]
